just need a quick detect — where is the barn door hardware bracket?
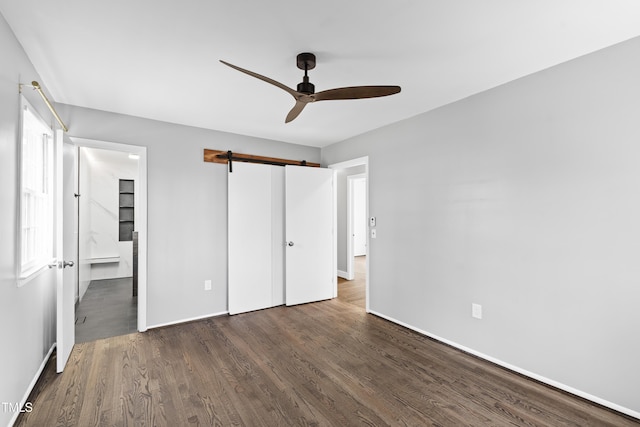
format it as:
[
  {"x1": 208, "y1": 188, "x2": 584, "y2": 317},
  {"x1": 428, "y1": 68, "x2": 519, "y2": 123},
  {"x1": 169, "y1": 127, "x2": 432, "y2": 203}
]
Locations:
[{"x1": 204, "y1": 149, "x2": 321, "y2": 170}]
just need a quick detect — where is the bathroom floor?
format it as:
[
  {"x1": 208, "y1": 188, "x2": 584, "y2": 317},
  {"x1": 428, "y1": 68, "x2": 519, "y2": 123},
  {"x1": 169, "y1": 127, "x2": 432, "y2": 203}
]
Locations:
[{"x1": 75, "y1": 277, "x2": 137, "y2": 343}]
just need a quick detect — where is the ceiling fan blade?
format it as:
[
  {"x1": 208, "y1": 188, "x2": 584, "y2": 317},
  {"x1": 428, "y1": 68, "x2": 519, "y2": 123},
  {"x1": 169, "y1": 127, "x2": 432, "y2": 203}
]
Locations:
[
  {"x1": 220, "y1": 60, "x2": 298, "y2": 98},
  {"x1": 313, "y1": 86, "x2": 401, "y2": 101},
  {"x1": 285, "y1": 101, "x2": 307, "y2": 123}
]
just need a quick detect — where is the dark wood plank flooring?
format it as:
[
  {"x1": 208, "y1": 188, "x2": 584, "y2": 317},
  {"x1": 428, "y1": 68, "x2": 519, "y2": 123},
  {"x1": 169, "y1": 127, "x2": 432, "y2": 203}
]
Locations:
[
  {"x1": 17, "y1": 259, "x2": 638, "y2": 426},
  {"x1": 337, "y1": 255, "x2": 366, "y2": 308},
  {"x1": 75, "y1": 277, "x2": 137, "y2": 343}
]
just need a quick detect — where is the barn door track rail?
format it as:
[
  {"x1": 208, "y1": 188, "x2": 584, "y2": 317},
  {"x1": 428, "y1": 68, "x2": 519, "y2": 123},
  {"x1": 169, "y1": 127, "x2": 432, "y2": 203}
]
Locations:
[{"x1": 204, "y1": 149, "x2": 320, "y2": 172}]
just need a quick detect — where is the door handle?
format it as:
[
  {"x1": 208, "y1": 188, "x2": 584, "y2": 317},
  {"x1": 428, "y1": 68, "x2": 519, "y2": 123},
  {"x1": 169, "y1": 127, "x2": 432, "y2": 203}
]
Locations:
[
  {"x1": 48, "y1": 260, "x2": 74, "y2": 268},
  {"x1": 287, "y1": 241, "x2": 294, "y2": 247}
]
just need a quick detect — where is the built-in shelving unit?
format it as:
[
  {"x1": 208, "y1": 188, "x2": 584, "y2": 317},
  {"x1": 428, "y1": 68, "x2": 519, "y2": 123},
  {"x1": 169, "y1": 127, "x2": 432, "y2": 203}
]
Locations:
[{"x1": 119, "y1": 179, "x2": 134, "y2": 241}]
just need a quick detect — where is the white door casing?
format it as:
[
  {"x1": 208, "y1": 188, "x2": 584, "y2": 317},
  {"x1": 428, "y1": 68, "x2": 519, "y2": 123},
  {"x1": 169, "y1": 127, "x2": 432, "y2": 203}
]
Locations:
[
  {"x1": 328, "y1": 156, "x2": 369, "y2": 312},
  {"x1": 70, "y1": 137, "x2": 147, "y2": 332},
  {"x1": 285, "y1": 165, "x2": 335, "y2": 306}
]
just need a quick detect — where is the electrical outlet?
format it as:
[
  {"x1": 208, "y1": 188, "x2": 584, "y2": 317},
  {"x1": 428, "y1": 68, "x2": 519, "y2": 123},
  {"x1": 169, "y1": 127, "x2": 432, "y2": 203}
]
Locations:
[
  {"x1": 204, "y1": 280, "x2": 212, "y2": 291},
  {"x1": 472, "y1": 303, "x2": 482, "y2": 319}
]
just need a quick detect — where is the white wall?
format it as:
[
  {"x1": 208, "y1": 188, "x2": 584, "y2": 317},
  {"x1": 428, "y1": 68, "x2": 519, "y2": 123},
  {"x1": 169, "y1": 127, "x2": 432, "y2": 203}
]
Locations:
[
  {"x1": 78, "y1": 148, "x2": 92, "y2": 299},
  {"x1": 54, "y1": 103, "x2": 320, "y2": 328},
  {"x1": 322, "y1": 36, "x2": 640, "y2": 416},
  {"x1": 335, "y1": 165, "x2": 365, "y2": 273},
  {"x1": 0, "y1": 13, "x2": 58, "y2": 427}
]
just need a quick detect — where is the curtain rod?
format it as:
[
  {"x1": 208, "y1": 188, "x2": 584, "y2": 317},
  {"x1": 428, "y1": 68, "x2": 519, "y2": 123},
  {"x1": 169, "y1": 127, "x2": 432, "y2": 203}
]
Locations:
[{"x1": 19, "y1": 81, "x2": 69, "y2": 132}]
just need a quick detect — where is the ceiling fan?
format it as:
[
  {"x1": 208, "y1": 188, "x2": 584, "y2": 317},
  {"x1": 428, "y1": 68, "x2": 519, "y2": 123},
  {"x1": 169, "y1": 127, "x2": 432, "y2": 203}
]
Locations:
[{"x1": 220, "y1": 53, "x2": 401, "y2": 123}]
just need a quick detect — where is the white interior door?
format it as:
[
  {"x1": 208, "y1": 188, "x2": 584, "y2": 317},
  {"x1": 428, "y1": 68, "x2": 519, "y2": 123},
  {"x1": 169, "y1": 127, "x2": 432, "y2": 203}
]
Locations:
[
  {"x1": 55, "y1": 134, "x2": 77, "y2": 373},
  {"x1": 353, "y1": 178, "x2": 367, "y2": 256},
  {"x1": 285, "y1": 166, "x2": 335, "y2": 306},
  {"x1": 228, "y1": 162, "x2": 284, "y2": 314}
]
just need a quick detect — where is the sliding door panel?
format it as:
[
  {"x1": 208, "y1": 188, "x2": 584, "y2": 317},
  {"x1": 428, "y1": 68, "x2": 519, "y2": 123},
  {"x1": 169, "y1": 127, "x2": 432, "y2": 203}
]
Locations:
[
  {"x1": 228, "y1": 162, "x2": 273, "y2": 315},
  {"x1": 271, "y1": 167, "x2": 285, "y2": 306}
]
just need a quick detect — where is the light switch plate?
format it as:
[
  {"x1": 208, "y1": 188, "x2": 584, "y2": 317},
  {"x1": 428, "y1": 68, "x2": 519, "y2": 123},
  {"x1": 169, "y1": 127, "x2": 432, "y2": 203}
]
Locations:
[
  {"x1": 472, "y1": 303, "x2": 482, "y2": 319},
  {"x1": 371, "y1": 229, "x2": 377, "y2": 239}
]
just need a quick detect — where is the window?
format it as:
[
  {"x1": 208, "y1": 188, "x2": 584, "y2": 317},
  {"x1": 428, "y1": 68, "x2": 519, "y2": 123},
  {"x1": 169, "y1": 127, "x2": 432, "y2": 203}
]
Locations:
[{"x1": 19, "y1": 97, "x2": 54, "y2": 280}]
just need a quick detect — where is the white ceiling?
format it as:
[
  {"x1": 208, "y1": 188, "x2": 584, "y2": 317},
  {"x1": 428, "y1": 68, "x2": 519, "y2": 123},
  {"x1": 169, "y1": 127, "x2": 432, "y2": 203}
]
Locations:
[{"x1": 2, "y1": 1, "x2": 640, "y2": 147}]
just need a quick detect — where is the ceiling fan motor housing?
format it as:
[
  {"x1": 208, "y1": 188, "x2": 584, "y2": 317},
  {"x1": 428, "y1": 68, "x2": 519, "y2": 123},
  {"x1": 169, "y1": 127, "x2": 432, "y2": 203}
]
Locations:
[{"x1": 297, "y1": 76, "x2": 315, "y2": 94}]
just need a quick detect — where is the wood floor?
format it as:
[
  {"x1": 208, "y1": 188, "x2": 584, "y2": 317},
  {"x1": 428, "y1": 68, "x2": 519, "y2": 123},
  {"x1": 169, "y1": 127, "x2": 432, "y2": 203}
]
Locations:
[
  {"x1": 337, "y1": 256, "x2": 366, "y2": 308},
  {"x1": 17, "y1": 257, "x2": 638, "y2": 426}
]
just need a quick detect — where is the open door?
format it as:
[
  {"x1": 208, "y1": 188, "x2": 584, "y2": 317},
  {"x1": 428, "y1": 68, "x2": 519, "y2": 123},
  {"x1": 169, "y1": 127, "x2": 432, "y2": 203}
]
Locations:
[
  {"x1": 55, "y1": 132, "x2": 77, "y2": 373},
  {"x1": 285, "y1": 165, "x2": 335, "y2": 306}
]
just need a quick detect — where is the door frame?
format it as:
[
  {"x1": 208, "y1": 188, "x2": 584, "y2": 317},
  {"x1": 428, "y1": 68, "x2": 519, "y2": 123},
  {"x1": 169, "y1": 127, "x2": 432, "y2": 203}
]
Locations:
[
  {"x1": 70, "y1": 137, "x2": 148, "y2": 332},
  {"x1": 328, "y1": 157, "x2": 369, "y2": 312}
]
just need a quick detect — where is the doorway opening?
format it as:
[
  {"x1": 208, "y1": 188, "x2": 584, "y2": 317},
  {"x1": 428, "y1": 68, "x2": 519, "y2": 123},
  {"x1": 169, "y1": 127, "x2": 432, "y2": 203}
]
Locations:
[
  {"x1": 71, "y1": 138, "x2": 147, "y2": 342},
  {"x1": 329, "y1": 157, "x2": 369, "y2": 312}
]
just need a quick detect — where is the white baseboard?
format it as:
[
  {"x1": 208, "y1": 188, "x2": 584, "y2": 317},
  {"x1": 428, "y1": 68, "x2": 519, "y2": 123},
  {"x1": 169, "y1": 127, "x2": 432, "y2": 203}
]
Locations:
[
  {"x1": 368, "y1": 310, "x2": 640, "y2": 421},
  {"x1": 147, "y1": 311, "x2": 229, "y2": 330},
  {"x1": 9, "y1": 343, "x2": 56, "y2": 427},
  {"x1": 337, "y1": 270, "x2": 350, "y2": 280}
]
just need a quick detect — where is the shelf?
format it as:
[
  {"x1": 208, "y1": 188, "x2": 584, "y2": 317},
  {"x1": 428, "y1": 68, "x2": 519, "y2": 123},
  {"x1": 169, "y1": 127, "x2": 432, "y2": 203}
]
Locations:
[
  {"x1": 119, "y1": 179, "x2": 135, "y2": 241},
  {"x1": 119, "y1": 180, "x2": 134, "y2": 193},
  {"x1": 89, "y1": 256, "x2": 120, "y2": 264}
]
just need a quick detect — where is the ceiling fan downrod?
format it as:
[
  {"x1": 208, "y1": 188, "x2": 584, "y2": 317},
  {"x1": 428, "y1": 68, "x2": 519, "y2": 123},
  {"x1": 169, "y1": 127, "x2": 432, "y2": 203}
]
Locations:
[{"x1": 296, "y1": 52, "x2": 315, "y2": 95}]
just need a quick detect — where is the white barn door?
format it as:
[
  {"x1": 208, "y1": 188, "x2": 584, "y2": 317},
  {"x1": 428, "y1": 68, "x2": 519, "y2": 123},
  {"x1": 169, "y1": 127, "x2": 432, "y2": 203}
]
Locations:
[
  {"x1": 228, "y1": 162, "x2": 284, "y2": 315},
  {"x1": 285, "y1": 166, "x2": 335, "y2": 306},
  {"x1": 228, "y1": 162, "x2": 334, "y2": 313}
]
